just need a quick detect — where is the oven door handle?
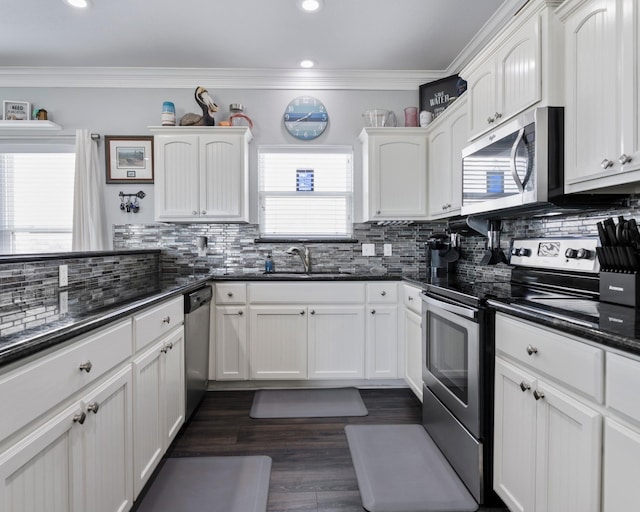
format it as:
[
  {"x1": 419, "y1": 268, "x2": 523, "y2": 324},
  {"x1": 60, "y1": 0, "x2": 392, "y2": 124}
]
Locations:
[{"x1": 422, "y1": 295, "x2": 477, "y2": 320}]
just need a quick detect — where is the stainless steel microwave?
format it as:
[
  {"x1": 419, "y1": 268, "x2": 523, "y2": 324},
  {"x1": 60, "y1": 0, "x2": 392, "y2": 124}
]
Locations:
[{"x1": 461, "y1": 107, "x2": 564, "y2": 216}]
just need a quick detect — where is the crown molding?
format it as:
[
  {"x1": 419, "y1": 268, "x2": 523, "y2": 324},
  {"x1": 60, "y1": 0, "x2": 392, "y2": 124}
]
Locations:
[
  {"x1": 446, "y1": 0, "x2": 530, "y2": 74},
  {"x1": 0, "y1": 67, "x2": 445, "y2": 91}
]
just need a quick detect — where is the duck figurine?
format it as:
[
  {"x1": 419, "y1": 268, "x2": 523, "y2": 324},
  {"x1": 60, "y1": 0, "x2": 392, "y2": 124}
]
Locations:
[{"x1": 179, "y1": 86, "x2": 218, "y2": 126}]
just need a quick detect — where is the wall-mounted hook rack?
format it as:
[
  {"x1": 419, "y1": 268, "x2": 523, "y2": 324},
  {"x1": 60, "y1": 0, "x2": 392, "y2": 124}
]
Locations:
[{"x1": 118, "y1": 191, "x2": 145, "y2": 213}]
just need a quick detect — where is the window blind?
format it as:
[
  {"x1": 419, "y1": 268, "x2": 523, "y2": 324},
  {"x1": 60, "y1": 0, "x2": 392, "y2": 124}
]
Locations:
[
  {"x1": 258, "y1": 147, "x2": 353, "y2": 238},
  {"x1": 0, "y1": 152, "x2": 75, "y2": 254}
]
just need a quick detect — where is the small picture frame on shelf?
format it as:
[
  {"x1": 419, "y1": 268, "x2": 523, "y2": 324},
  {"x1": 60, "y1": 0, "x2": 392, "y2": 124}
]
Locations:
[
  {"x1": 105, "y1": 136, "x2": 154, "y2": 184},
  {"x1": 3, "y1": 101, "x2": 31, "y2": 121}
]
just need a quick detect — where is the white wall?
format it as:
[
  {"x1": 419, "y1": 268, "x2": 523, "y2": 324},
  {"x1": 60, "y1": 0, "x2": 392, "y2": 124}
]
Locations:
[{"x1": 0, "y1": 86, "x2": 417, "y2": 247}]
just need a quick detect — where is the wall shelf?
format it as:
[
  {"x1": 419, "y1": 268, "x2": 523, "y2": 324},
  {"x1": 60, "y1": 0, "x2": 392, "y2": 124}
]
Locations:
[{"x1": 0, "y1": 120, "x2": 62, "y2": 130}]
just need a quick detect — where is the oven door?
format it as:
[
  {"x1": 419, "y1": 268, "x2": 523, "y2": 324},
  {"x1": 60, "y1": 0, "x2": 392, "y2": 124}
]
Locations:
[{"x1": 422, "y1": 294, "x2": 480, "y2": 438}]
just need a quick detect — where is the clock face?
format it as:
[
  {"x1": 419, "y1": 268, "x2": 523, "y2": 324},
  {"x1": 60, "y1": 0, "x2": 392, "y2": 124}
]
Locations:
[{"x1": 283, "y1": 96, "x2": 328, "y2": 140}]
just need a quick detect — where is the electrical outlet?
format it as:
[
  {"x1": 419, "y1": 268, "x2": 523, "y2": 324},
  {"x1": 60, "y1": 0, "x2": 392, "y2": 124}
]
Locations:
[
  {"x1": 59, "y1": 291, "x2": 68, "y2": 314},
  {"x1": 384, "y1": 243, "x2": 392, "y2": 256},
  {"x1": 362, "y1": 243, "x2": 375, "y2": 256},
  {"x1": 59, "y1": 265, "x2": 68, "y2": 287}
]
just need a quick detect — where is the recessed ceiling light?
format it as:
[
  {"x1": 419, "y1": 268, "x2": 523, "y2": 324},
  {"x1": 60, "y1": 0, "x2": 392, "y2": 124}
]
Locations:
[
  {"x1": 298, "y1": 0, "x2": 323, "y2": 13},
  {"x1": 299, "y1": 59, "x2": 316, "y2": 69},
  {"x1": 64, "y1": 0, "x2": 89, "y2": 8}
]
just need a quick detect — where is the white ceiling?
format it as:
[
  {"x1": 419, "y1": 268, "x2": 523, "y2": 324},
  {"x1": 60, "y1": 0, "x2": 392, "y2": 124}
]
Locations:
[{"x1": 1, "y1": 0, "x2": 523, "y2": 74}]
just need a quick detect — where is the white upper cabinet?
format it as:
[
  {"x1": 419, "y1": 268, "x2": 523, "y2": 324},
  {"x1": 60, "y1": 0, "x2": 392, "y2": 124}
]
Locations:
[
  {"x1": 559, "y1": 0, "x2": 640, "y2": 192},
  {"x1": 360, "y1": 128, "x2": 429, "y2": 221},
  {"x1": 461, "y1": 0, "x2": 563, "y2": 141},
  {"x1": 427, "y1": 96, "x2": 468, "y2": 219},
  {"x1": 151, "y1": 126, "x2": 251, "y2": 222}
]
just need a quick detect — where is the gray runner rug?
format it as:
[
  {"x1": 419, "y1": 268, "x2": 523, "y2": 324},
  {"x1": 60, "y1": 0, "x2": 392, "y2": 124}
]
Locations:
[
  {"x1": 135, "y1": 456, "x2": 272, "y2": 512},
  {"x1": 345, "y1": 425, "x2": 478, "y2": 512},
  {"x1": 250, "y1": 387, "x2": 368, "y2": 418}
]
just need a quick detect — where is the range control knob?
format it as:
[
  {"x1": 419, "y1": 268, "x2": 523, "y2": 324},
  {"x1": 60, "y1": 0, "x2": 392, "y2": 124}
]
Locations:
[
  {"x1": 565, "y1": 248, "x2": 578, "y2": 259},
  {"x1": 512, "y1": 247, "x2": 531, "y2": 257},
  {"x1": 577, "y1": 248, "x2": 592, "y2": 259}
]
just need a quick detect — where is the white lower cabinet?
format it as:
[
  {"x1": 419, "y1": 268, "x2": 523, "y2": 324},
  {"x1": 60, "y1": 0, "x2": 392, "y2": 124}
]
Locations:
[
  {"x1": 366, "y1": 305, "x2": 398, "y2": 379},
  {"x1": 308, "y1": 305, "x2": 365, "y2": 379},
  {"x1": 215, "y1": 306, "x2": 248, "y2": 380},
  {"x1": 132, "y1": 327, "x2": 184, "y2": 497},
  {"x1": 402, "y1": 308, "x2": 423, "y2": 401},
  {"x1": 249, "y1": 306, "x2": 308, "y2": 379},
  {"x1": 602, "y1": 419, "x2": 640, "y2": 511},
  {"x1": 0, "y1": 366, "x2": 133, "y2": 512}
]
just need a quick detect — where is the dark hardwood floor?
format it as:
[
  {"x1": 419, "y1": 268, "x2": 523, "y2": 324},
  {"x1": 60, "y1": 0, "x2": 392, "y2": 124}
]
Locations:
[{"x1": 152, "y1": 388, "x2": 508, "y2": 512}]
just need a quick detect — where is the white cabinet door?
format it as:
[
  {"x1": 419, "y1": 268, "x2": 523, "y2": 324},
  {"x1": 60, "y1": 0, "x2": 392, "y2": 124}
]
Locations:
[
  {"x1": 365, "y1": 305, "x2": 398, "y2": 379},
  {"x1": 154, "y1": 135, "x2": 200, "y2": 221},
  {"x1": 534, "y1": 381, "x2": 601, "y2": 512},
  {"x1": 81, "y1": 366, "x2": 133, "y2": 512},
  {"x1": 561, "y1": 0, "x2": 623, "y2": 190},
  {"x1": 0, "y1": 404, "x2": 83, "y2": 512},
  {"x1": 361, "y1": 128, "x2": 428, "y2": 221},
  {"x1": 402, "y1": 308, "x2": 423, "y2": 401},
  {"x1": 161, "y1": 328, "x2": 185, "y2": 448},
  {"x1": 466, "y1": 65, "x2": 497, "y2": 140},
  {"x1": 200, "y1": 133, "x2": 248, "y2": 221},
  {"x1": 603, "y1": 418, "x2": 640, "y2": 512},
  {"x1": 308, "y1": 305, "x2": 365, "y2": 379},
  {"x1": 132, "y1": 340, "x2": 164, "y2": 497},
  {"x1": 621, "y1": 0, "x2": 640, "y2": 176},
  {"x1": 215, "y1": 305, "x2": 248, "y2": 380},
  {"x1": 249, "y1": 306, "x2": 308, "y2": 379},
  {"x1": 493, "y1": 358, "x2": 537, "y2": 512}
]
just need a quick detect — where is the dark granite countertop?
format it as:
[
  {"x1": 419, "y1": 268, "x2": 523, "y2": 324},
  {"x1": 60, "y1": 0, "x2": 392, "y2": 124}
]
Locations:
[
  {"x1": 488, "y1": 299, "x2": 640, "y2": 357},
  {"x1": 0, "y1": 273, "x2": 413, "y2": 370}
]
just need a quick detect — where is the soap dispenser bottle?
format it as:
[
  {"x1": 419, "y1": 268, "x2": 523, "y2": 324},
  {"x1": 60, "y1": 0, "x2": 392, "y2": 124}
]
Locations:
[{"x1": 264, "y1": 253, "x2": 274, "y2": 273}]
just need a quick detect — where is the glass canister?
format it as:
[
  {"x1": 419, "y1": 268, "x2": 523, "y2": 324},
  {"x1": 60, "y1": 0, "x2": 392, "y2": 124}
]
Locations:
[{"x1": 161, "y1": 101, "x2": 176, "y2": 126}]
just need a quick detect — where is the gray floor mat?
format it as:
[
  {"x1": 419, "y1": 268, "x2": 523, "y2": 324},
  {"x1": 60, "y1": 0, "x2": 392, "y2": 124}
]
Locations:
[
  {"x1": 249, "y1": 387, "x2": 368, "y2": 418},
  {"x1": 135, "y1": 456, "x2": 272, "y2": 512},
  {"x1": 345, "y1": 424, "x2": 478, "y2": 512}
]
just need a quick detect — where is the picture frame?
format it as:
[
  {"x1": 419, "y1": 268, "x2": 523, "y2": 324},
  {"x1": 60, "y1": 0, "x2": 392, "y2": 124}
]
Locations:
[
  {"x1": 3, "y1": 101, "x2": 31, "y2": 121},
  {"x1": 105, "y1": 136, "x2": 154, "y2": 184}
]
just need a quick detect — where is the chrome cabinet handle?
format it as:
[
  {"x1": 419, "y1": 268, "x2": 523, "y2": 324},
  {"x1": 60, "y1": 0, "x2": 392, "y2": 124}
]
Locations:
[
  {"x1": 160, "y1": 342, "x2": 173, "y2": 354},
  {"x1": 227, "y1": 292, "x2": 234, "y2": 297},
  {"x1": 238, "y1": 310, "x2": 243, "y2": 316},
  {"x1": 601, "y1": 158, "x2": 614, "y2": 169},
  {"x1": 376, "y1": 210, "x2": 381, "y2": 215},
  {"x1": 87, "y1": 402, "x2": 100, "y2": 414},
  {"x1": 526, "y1": 345, "x2": 538, "y2": 356},
  {"x1": 494, "y1": 112, "x2": 502, "y2": 120},
  {"x1": 487, "y1": 116, "x2": 495, "y2": 124},
  {"x1": 162, "y1": 316, "x2": 171, "y2": 324},
  {"x1": 300, "y1": 310, "x2": 305, "y2": 315},
  {"x1": 381, "y1": 291, "x2": 386, "y2": 296},
  {"x1": 408, "y1": 296, "x2": 414, "y2": 301},
  {"x1": 201, "y1": 210, "x2": 207, "y2": 215},
  {"x1": 310, "y1": 310, "x2": 316, "y2": 315},
  {"x1": 79, "y1": 361, "x2": 93, "y2": 373},
  {"x1": 533, "y1": 389, "x2": 545, "y2": 401},
  {"x1": 167, "y1": 342, "x2": 173, "y2": 350},
  {"x1": 371, "y1": 309, "x2": 376, "y2": 315},
  {"x1": 619, "y1": 154, "x2": 632, "y2": 165},
  {"x1": 520, "y1": 381, "x2": 531, "y2": 392},
  {"x1": 73, "y1": 412, "x2": 87, "y2": 424},
  {"x1": 192, "y1": 210, "x2": 198, "y2": 215}
]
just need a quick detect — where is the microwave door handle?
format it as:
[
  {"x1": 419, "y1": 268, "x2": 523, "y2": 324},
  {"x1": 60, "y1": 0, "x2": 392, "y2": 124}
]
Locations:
[{"x1": 510, "y1": 128, "x2": 526, "y2": 193}]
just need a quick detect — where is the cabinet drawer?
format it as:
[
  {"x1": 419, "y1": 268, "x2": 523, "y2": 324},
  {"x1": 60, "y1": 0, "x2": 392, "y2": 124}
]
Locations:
[
  {"x1": 0, "y1": 319, "x2": 132, "y2": 441},
  {"x1": 215, "y1": 283, "x2": 247, "y2": 304},
  {"x1": 133, "y1": 297, "x2": 184, "y2": 352},
  {"x1": 495, "y1": 313, "x2": 604, "y2": 402},
  {"x1": 606, "y1": 352, "x2": 640, "y2": 425},
  {"x1": 367, "y1": 282, "x2": 398, "y2": 304},
  {"x1": 402, "y1": 284, "x2": 423, "y2": 314}
]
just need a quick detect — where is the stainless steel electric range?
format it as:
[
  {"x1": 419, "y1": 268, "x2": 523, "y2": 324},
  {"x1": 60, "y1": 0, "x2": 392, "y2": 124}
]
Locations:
[{"x1": 421, "y1": 236, "x2": 601, "y2": 506}]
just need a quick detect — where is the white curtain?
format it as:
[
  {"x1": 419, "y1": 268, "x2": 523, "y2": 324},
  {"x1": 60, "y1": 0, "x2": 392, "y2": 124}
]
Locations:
[{"x1": 72, "y1": 130, "x2": 108, "y2": 251}]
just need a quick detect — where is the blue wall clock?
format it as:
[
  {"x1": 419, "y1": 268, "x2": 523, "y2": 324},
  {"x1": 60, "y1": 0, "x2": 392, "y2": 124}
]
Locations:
[{"x1": 283, "y1": 96, "x2": 328, "y2": 140}]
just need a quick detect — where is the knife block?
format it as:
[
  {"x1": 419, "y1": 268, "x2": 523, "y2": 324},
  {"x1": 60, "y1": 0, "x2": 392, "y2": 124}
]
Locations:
[{"x1": 599, "y1": 272, "x2": 640, "y2": 307}]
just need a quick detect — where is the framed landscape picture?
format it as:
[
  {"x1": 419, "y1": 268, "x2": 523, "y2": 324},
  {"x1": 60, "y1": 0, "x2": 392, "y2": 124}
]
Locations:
[{"x1": 105, "y1": 136, "x2": 154, "y2": 184}]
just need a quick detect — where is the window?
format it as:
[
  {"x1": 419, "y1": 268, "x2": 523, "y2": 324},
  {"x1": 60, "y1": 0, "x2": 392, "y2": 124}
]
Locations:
[
  {"x1": 258, "y1": 146, "x2": 353, "y2": 239},
  {"x1": 0, "y1": 146, "x2": 75, "y2": 254}
]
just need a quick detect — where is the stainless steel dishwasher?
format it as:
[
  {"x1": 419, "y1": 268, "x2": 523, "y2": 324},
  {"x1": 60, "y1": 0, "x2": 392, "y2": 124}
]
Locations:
[{"x1": 184, "y1": 285, "x2": 213, "y2": 421}]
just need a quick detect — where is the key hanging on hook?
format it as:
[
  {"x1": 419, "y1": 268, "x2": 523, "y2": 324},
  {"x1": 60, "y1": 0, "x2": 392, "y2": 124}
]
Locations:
[{"x1": 120, "y1": 194, "x2": 125, "y2": 211}]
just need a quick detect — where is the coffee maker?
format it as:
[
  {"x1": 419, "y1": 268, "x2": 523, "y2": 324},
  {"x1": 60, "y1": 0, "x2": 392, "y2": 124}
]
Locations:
[{"x1": 426, "y1": 233, "x2": 459, "y2": 281}]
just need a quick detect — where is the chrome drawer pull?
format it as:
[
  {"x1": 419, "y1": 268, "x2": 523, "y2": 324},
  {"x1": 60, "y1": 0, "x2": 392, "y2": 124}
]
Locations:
[
  {"x1": 238, "y1": 310, "x2": 243, "y2": 316},
  {"x1": 73, "y1": 412, "x2": 87, "y2": 424},
  {"x1": 600, "y1": 158, "x2": 614, "y2": 169},
  {"x1": 371, "y1": 309, "x2": 376, "y2": 315},
  {"x1": 533, "y1": 389, "x2": 545, "y2": 401},
  {"x1": 526, "y1": 345, "x2": 538, "y2": 356},
  {"x1": 162, "y1": 316, "x2": 171, "y2": 324},
  {"x1": 79, "y1": 361, "x2": 93, "y2": 373},
  {"x1": 87, "y1": 402, "x2": 100, "y2": 414},
  {"x1": 381, "y1": 291, "x2": 386, "y2": 296},
  {"x1": 520, "y1": 381, "x2": 531, "y2": 392},
  {"x1": 619, "y1": 154, "x2": 632, "y2": 165},
  {"x1": 227, "y1": 292, "x2": 234, "y2": 297}
]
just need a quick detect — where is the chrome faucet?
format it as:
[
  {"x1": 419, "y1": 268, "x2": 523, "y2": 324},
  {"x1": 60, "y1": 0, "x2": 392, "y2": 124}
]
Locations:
[{"x1": 286, "y1": 245, "x2": 311, "y2": 273}]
